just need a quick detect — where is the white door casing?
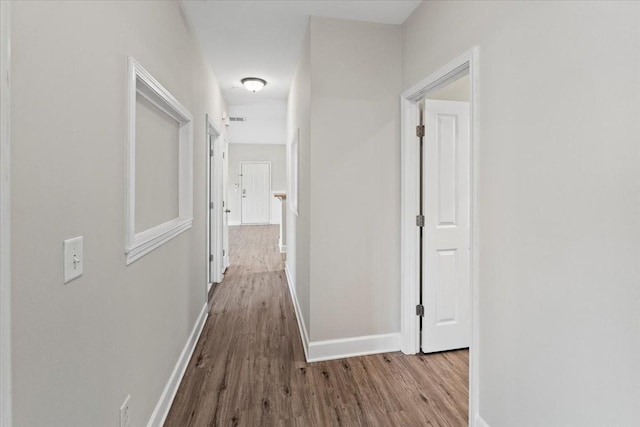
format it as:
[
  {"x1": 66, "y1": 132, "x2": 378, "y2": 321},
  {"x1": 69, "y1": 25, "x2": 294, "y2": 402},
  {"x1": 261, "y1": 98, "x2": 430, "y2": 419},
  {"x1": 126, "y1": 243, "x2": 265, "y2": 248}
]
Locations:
[
  {"x1": 421, "y1": 100, "x2": 471, "y2": 353},
  {"x1": 240, "y1": 162, "x2": 271, "y2": 225}
]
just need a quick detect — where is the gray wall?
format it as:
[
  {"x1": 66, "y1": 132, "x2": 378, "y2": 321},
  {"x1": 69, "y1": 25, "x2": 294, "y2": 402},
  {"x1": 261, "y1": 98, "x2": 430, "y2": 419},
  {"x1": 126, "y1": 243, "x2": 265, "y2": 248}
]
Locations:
[
  {"x1": 287, "y1": 17, "x2": 401, "y2": 343},
  {"x1": 308, "y1": 17, "x2": 401, "y2": 341},
  {"x1": 11, "y1": 2, "x2": 227, "y2": 426},
  {"x1": 286, "y1": 26, "x2": 312, "y2": 338},
  {"x1": 227, "y1": 143, "x2": 286, "y2": 225},
  {"x1": 403, "y1": 1, "x2": 640, "y2": 425}
]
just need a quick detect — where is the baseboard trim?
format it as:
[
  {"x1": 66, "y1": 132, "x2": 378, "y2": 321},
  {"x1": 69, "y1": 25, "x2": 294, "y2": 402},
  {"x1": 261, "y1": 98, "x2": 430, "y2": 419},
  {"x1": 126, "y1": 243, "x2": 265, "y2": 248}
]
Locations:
[
  {"x1": 307, "y1": 333, "x2": 401, "y2": 362},
  {"x1": 228, "y1": 220, "x2": 241, "y2": 226},
  {"x1": 475, "y1": 413, "x2": 490, "y2": 427},
  {"x1": 146, "y1": 302, "x2": 208, "y2": 427},
  {"x1": 284, "y1": 263, "x2": 309, "y2": 361},
  {"x1": 279, "y1": 240, "x2": 286, "y2": 253}
]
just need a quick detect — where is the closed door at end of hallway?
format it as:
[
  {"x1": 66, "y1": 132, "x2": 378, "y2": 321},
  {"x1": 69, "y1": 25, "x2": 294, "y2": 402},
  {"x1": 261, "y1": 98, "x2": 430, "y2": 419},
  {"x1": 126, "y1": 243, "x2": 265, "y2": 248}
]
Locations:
[{"x1": 241, "y1": 162, "x2": 271, "y2": 224}]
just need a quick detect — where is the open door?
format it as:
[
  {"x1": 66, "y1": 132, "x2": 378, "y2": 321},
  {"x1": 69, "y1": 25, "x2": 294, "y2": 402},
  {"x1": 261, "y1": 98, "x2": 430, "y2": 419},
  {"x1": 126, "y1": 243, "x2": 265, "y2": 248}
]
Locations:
[
  {"x1": 222, "y1": 141, "x2": 230, "y2": 269},
  {"x1": 421, "y1": 99, "x2": 471, "y2": 353},
  {"x1": 208, "y1": 120, "x2": 224, "y2": 286}
]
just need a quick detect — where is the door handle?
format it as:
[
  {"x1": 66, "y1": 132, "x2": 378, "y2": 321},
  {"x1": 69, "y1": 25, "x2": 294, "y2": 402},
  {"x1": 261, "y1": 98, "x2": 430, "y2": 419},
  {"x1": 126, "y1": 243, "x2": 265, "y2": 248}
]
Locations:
[{"x1": 225, "y1": 209, "x2": 231, "y2": 213}]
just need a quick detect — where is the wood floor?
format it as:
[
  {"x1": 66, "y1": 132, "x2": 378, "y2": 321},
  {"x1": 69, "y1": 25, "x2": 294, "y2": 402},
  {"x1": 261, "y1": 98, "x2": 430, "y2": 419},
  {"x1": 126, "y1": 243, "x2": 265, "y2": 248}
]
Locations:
[{"x1": 165, "y1": 225, "x2": 468, "y2": 426}]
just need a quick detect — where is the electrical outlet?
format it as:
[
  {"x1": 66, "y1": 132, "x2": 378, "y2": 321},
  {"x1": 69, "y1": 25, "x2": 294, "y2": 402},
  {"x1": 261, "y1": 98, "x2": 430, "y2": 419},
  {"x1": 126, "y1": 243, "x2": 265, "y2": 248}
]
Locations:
[{"x1": 120, "y1": 395, "x2": 131, "y2": 427}]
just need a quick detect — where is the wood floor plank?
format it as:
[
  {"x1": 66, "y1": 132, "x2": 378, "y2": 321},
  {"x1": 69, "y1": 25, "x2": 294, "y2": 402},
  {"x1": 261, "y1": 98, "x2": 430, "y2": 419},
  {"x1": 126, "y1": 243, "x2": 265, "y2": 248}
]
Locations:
[{"x1": 165, "y1": 225, "x2": 468, "y2": 426}]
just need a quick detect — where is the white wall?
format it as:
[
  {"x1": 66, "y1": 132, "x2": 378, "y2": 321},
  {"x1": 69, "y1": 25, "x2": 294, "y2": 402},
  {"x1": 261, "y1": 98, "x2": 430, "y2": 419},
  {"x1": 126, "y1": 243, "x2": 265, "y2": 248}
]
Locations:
[
  {"x1": 308, "y1": 17, "x2": 402, "y2": 342},
  {"x1": 11, "y1": 2, "x2": 226, "y2": 426},
  {"x1": 227, "y1": 143, "x2": 286, "y2": 225},
  {"x1": 426, "y1": 74, "x2": 469, "y2": 102},
  {"x1": 226, "y1": 101, "x2": 286, "y2": 145},
  {"x1": 403, "y1": 1, "x2": 640, "y2": 425}
]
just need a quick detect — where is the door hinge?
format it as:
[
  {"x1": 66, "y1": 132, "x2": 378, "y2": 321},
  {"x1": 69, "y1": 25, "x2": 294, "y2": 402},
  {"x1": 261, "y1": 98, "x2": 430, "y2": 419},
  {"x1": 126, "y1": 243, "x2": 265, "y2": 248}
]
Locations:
[
  {"x1": 222, "y1": 200, "x2": 225, "y2": 208},
  {"x1": 209, "y1": 254, "x2": 213, "y2": 262},
  {"x1": 222, "y1": 249, "x2": 226, "y2": 257},
  {"x1": 210, "y1": 148, "x2": 214, "y2": 157},
  {"x1": 416, "y1": 215, "x2": 425, "y2": 227},
  {"x1": 210, "y1": 202, "x2": 214, "y2": 209},
  {"x1": 416, "y1": 304, "x2": 424, "y2": 317},
  {"x1": 416, "y1": 125, "x2": 425, "y2": 138},
  {"x1": 222, "y1": 152, "x2": 225, "y2": 159}
]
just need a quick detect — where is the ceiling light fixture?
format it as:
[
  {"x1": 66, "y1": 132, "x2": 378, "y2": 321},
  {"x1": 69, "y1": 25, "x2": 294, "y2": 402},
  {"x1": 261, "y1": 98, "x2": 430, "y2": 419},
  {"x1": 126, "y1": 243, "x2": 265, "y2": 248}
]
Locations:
[{"x1": 241, "y1": 77, "x2": 267, "y2": 93}]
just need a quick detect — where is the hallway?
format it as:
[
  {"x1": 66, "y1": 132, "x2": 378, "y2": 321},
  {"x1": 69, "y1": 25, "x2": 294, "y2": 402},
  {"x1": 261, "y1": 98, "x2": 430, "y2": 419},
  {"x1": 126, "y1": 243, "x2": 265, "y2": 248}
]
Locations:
[{"x1": 165, "y1": 225, "x2": 468, "y2": 426}]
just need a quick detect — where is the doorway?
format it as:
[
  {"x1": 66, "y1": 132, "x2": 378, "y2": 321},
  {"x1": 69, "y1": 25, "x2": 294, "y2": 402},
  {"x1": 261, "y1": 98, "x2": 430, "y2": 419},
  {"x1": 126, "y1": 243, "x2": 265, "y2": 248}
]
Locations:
[
  {"x1": 420, "y1": 85, "x2": 471, "y2": 353},
  {"x1": 400, "y1": 48, "x2": 479, "y2": 424},
  {"x1": 240, "y1": 162, "x2": 271, "y2": 225}
]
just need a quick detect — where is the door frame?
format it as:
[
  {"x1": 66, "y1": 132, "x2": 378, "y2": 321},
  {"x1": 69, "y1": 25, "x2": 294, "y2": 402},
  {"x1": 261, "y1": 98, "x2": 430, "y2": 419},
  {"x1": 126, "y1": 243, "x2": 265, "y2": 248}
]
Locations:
[
  {"x1": 239, "y1": 161, "x2": 271, "y2": 225},
  {"x1": 0, "y1": 2, "x2": 11, "y2": 425},
  {"x1": 206, "y1": 114, "x2": 224, "y2": 288},
  {"x1": 399, "y1": 47, "x2": 479, "y2": 424}
]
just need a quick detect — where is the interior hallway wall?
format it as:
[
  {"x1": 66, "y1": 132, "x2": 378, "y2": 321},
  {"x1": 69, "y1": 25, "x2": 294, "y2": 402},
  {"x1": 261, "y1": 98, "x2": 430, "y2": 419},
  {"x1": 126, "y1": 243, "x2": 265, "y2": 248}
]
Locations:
[
  {"x1": 11, "y1": 2, "x2": 226, "y2": 426},
  {"x1": 402, "y1": 1, "x2": 640, "y2": 425},
  {"x1": 286, "y1": 26, "x2": 312, "y2": 340},
  {"x1": 227, "y1": 143, "x2": 286, "y2": 225},
  {"x1": 308, "y1": 17, "x2": 402, "y2": 342}
]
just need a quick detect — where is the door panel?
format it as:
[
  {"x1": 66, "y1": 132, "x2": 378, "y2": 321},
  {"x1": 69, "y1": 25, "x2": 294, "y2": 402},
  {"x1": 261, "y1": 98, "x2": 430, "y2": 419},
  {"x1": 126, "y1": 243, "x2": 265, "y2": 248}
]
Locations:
[
  {"x1": 222, "y1": 142, "x2": 229, "y2": 268},
  {"x1": 209, "y1": 133, "x2": 224, "y2": 283},
  {"x1": 241, "y1": 162, "x2": 270, "y2": 224},
  {"x1": 422, "y1": 100, "x2": 471, "y2": 353}
]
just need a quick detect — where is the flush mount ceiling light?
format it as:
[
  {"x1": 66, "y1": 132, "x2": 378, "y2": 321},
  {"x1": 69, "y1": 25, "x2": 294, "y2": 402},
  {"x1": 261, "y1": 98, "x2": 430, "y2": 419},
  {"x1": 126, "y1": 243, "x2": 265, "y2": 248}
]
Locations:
[{"x1": 241, "y1": 77, "x2": 267, "y2": 93}]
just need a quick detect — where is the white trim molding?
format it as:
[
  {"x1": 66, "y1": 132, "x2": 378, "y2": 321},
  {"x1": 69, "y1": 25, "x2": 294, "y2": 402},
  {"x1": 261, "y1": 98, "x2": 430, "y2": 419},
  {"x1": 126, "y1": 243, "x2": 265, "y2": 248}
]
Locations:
[
  {"x1": 284, "y1": 264, "x2": 309, "y2": 360},
  {"x1": 287, "y1": 129, "x2": 299, "y2": 216},
  {"x1": 308, "y1": 333, "x2": 400, "y2": 363},
  {"x1": 400, "y1": 47, "x2": 480, "y2": 425},
  {"x1": 125, "y1": 57, "x2": 194, "y2": 265},
  {"x1": 475, "y1": 414, "x2": 491, "y2": 427},
  {"x1": 146, "y1": 303, "x2": 208, "y2": 427},
  {"x1": 0, "y1": 2, "x2": 11, "y2": 425}
]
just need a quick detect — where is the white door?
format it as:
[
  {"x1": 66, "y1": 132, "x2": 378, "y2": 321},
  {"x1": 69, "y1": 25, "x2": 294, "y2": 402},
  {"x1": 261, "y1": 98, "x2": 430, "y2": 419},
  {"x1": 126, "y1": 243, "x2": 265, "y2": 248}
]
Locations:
[
  {"x1": 222, "y1": 142, "x2": 230, "y2": 268},
  {"x1": 241, "y1": 162, "x2": 271, "y2": 224},
  {"x1": 209, "y1": 131, "x2": 223, "y2": 284},
  {"x1": 421, "y1": 100, "x2": 471, "y2": 353}
]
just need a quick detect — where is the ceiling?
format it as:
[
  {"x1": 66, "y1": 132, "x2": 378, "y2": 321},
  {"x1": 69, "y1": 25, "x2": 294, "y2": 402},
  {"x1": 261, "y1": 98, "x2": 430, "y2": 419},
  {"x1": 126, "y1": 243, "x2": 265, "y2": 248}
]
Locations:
[{"x1": 182, "y1": 0, "x2": 422, "y2": 106}]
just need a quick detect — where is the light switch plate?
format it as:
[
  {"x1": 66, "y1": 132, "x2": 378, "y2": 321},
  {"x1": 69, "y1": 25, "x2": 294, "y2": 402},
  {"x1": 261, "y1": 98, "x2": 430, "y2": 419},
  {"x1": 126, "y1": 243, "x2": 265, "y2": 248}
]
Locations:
[{"x1": 63, "y1": 236, "x2": 83, "y2": 283}]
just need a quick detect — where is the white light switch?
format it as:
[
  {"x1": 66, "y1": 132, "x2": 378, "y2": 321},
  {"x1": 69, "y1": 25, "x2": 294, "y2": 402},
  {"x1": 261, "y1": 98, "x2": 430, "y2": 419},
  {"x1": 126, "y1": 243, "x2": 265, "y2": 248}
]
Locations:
[{"x1": 63, "y1": 236, "x2": 83, "y2": 284}]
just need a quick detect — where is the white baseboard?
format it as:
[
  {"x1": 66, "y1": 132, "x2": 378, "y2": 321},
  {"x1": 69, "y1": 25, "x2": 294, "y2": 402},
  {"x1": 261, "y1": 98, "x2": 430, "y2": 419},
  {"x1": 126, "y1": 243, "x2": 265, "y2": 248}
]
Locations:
[
  {"x1": 475, "y1": 414, "x2": 490, "y2": 427},
  {"x1": 284, "y1": 263, "x2": 309, "y2": 360},
  {"x1": 279, "y1": 239, "x2": 286, "y2": 253},
  {"x1": 284, "y1": 265, "x2": 400, "y2": 363},
  {"x1": 308, "y1": 333, "x2": 401, "y2": 362},
  {"x1": 228, "y1": 220, "x2": 241, "y2": 226},
  {"x1": 146, "y1": 302, "x2": 208, "y2": 427}
]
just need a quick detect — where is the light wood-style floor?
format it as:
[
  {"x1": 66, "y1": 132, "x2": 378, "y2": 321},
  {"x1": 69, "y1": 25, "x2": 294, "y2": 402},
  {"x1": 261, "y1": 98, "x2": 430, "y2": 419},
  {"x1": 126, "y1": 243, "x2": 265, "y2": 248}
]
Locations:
[{"x1": 165, "y1": 225, "x2": 468, "y2": 426}]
